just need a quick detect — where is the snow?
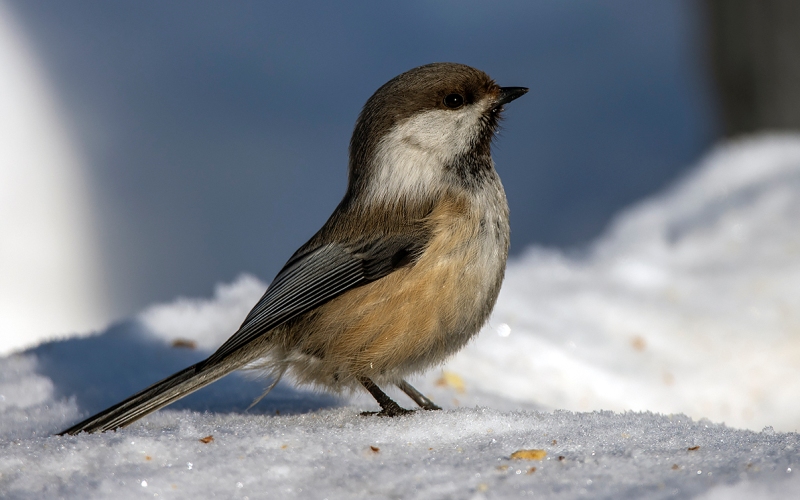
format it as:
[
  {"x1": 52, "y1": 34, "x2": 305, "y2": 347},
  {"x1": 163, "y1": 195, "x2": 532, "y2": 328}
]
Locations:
[
  {"x1": 3, "y1": 401, "x2": 799, "y2": 499},
  {"x1": 2, "y1": 135, "x2": 800, "y2": 498}
]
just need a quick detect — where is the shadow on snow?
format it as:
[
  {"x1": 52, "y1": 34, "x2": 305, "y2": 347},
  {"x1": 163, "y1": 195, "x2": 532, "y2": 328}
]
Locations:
[{"x1": 29, "y1": 320, "x2": 341, "y2": 421}]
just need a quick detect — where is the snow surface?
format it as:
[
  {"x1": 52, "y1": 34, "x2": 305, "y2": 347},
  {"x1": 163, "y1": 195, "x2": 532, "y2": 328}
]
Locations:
[{"x1": 2, "y1": 135, "x2": 800, "y2": 498}]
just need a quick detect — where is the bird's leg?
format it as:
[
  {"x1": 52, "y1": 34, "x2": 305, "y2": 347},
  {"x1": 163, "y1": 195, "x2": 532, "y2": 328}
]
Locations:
[
  {"x1": 396, "y1": 379, "x2": 441, "y2": 411},
  {"x1": 359, "y1": 377, "x2": 413, "y2": 417}
]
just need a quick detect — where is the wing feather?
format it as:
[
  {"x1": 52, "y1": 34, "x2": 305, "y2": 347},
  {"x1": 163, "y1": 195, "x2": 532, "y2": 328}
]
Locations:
[{"x1": 202, "y1": 232, "x2": 426, "y2": 367}]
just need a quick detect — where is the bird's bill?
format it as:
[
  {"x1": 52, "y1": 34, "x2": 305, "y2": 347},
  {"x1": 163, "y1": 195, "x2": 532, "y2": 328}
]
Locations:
[{"x1": 495, "y1": 87, "x2": 529, "y2": 107}]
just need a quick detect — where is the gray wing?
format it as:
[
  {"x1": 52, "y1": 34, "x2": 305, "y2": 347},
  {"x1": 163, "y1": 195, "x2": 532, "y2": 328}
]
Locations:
[{"x1": 201, "y1": 233, "x2": 426, "y2": 367}]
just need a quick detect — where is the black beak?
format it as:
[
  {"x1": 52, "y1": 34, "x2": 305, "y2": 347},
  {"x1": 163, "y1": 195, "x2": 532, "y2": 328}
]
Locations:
[{"x1": 495, "y1": 87, "x2": 529, "y2": 108}]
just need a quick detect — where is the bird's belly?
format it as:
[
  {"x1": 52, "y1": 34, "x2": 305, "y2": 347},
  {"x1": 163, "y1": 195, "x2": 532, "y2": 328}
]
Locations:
[{"x1": 281, "y1": 210, "x2": 507, "y2": 388}]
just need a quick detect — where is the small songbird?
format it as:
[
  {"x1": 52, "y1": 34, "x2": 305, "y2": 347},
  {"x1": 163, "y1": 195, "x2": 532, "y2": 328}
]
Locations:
[{"x1": 60, "y1": 62, "x2": 527, "y2": 434}]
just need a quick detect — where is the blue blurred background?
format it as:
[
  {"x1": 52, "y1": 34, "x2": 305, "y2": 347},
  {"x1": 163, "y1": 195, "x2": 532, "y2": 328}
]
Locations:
[{"x1": 4, "y1": 1, "x2": 717, "y2": 326}]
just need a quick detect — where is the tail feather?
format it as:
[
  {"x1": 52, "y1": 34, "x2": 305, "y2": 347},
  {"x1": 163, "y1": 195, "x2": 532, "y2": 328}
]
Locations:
[{"x1": 58, "y1": 360, "x2": 234, "y2": 435}]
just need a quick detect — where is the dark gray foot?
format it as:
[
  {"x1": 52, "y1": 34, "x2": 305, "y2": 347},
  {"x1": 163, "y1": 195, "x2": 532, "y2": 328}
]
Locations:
[
  {"x1": 397, "y1": 379, "x2": 442, "y2": 411},
  {"x1": 359, "y1": 377, "x2": 413, "y2": 417}
]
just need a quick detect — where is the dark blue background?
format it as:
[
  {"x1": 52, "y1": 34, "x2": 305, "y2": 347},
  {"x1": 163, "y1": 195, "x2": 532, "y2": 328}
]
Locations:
[{"x1": 8, "y1": 0, "x2": 718, "y2": 319}]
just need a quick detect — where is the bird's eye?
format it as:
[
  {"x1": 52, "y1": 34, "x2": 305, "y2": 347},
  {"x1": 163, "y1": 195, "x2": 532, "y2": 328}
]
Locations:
[{"x1": 443, "y1": 93, "x2": 464, "y2": 109}]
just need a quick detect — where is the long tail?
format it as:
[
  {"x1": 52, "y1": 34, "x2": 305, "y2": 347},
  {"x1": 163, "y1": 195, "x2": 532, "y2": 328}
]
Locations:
[{"x1": 58, "y1": 359, "x2": 237, "y2": 435}]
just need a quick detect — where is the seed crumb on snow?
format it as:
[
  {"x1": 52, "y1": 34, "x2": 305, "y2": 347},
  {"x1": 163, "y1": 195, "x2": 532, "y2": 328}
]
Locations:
[{"x1": 510, "y1": 449, "x2": 547, "y2": 461}]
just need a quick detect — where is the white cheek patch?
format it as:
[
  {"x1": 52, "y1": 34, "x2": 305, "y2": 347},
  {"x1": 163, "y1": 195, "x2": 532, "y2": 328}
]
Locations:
[{"x1": 367, "y1": 102, "x2": 486, "y2": 204}]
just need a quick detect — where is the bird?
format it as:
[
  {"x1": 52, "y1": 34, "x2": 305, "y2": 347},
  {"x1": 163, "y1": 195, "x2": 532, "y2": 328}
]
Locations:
[{"x1": 59, "y1": 62, "x2": 527, "y2": 435}]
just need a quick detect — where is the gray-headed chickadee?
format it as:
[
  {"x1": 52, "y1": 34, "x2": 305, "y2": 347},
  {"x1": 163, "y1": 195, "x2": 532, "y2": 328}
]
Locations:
[{"x1": 60, "y1": 62, "x2": 527, "y2": 434}]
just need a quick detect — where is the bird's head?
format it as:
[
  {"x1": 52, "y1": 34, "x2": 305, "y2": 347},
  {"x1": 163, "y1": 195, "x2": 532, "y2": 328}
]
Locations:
[{"x1": 347, "y1": 63, "x2": 527, "y2": 206}]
